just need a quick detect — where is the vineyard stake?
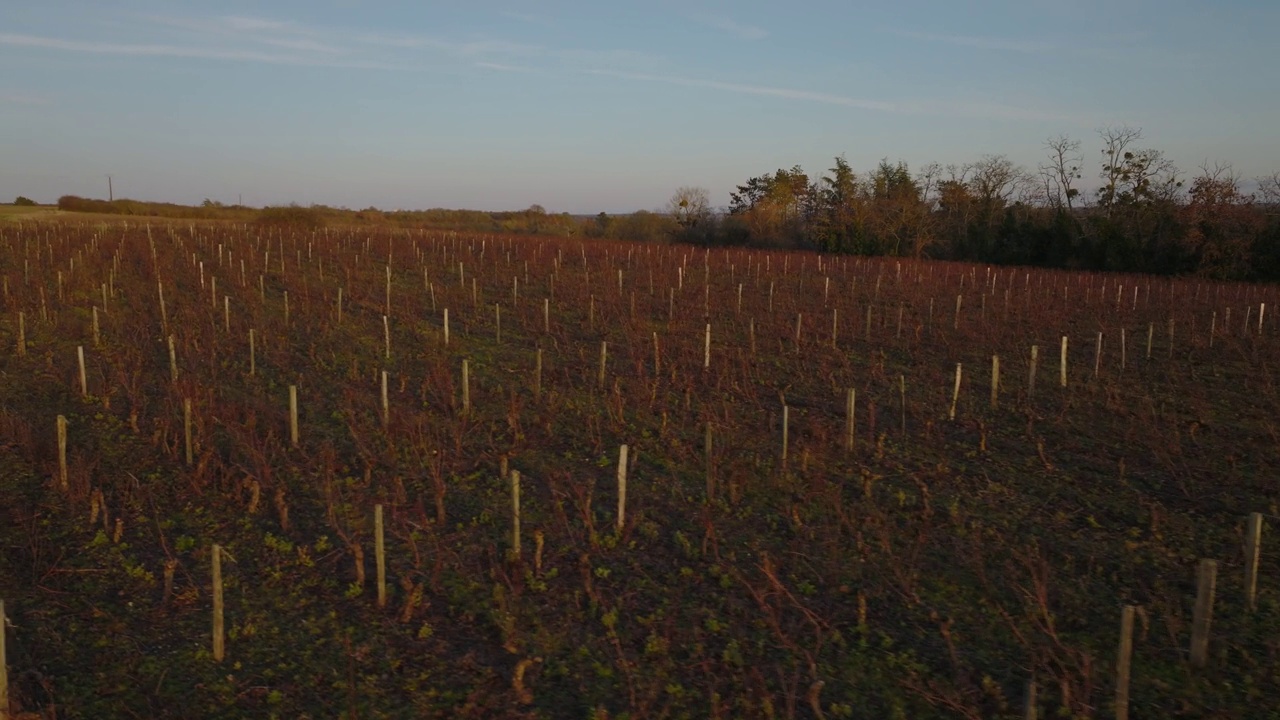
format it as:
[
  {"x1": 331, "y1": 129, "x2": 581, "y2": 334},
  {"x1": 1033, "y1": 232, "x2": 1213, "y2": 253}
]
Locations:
[
  {"x1": 1190, "y1": 559, "x2": 1217, "y2": 668},
  {"x1": 845, "y1": 388, "x2": 856, "y2": 452},
  {"x1": 168, "y1": 335, "x2": 178, "y2": 384},
  {"x1": 92, "y1": 306, "x2": 100, "y2": 347},
  {"x1": 461, "y1": 360, "x2": 470, "y2": 416},
  {"x1": 781, "y1": 405, "x2": 790, "y2": 464},
  {"x1": 381, "y1": 371, "x2": 390, "y2": 427},
  {"x1": 16, "y1": 312, "x2": 23, "y2": 357},
  {"x1": 184, "y1": 398, "x2": 193, "y2": 466},
  {"x1": 598, "y1": 342, "x2": 608, "y2": 388},
  {"x1": 375, "y1": 504, "x2": 386, "y2": 608},
  {"x1": 212, "y1": 544, "x2": 224, "y2": 662},
  {"x1": 1059, "y1": 337, "x2": 1067, "y2": 388},
  {"x1": 511, "y1": 470, "x2": 522, "y2": 557},
  {"x1": 77, "y1": 346, "x2": 87, "y2": 398},
  {"x1": 1244, "y1": 512, "x2": 1263, "y2": 611},
  {"x1": 949, "y1": 363, "x2": 962, "y2": 421},
  {"x1": 990, "y1": 355, "x2": 999, "y2": 409},
  {"x1": 616, "y1": 445, "x2": 628, "y2": 532},
  {"x1": 1116, "y1": 605, "x2": 1135, "y2": 720},
  {"x1": 289, "y1": 385, "x2": 299, "y2": 447},
  {"x1": 248, "y1": 329, "x2": 256, "y2": 376},
  {"x1": 444, "y1": 308, "x2": 450, "y2": 346},
  {"x1": 56, "y1": 414, "x2": 68, "y2": 491}
]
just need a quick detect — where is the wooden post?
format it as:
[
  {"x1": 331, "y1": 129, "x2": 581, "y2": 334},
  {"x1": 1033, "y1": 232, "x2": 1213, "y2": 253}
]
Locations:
[
  {"x1": 16, "y1": 311, "x2": 24, "y2": 357},
  {"x1": 56, "y1": 414, "x2": 68, "y2": 491},
  {"x1": 781, "y1": 405, "x2": 790, "y2": 464},
  {"x1": 1029, "y1": 345, "x2": 1038, "y2": 397},
  {"x1": 949, "y1": 364, "x2": 962, "y2": 420},
  {"x1": 652, "y1": 332, "x2": 660, "y2": 375},
  {"x1": 1190, "y1": 558, "x2": 1217, "y2": 668},
  {"x1": 375, "y1": 504, "x2": 386, "y2": 608},
  {"x1": 616, "y1": 445, "x2": 628, "y2": 532},
  {"x1": 212, "y1": 544, "x2": 225, "y2": 662},
  {"x1": 461, "y1": 360, "x2": 471, "y2": 415},
  {"x1": 990, "y1": 355, "x2": 1000, "y2": 409},
  {"x1": 337, "y1": 287, "x2": 343, "y2": 325},
  {"x1": 495, "y1": 304, "x2": 502, "y2": 343},
  {"x1": 289, "y1": 385, "x2": 299, "y2": 447},
  {"x1": 443, "y1": 308, "x2": 450, "y2": 346},
  {"x1": 1244, "y1": 512, "x2": 1264, "y2": 612},
  {"x1": 383, "y1": 315, "x2": 390, "y2": 360},
  {"x1": 1059, "y1": 336, "x2": 1068, "y2": 388},
  {"x1": 543, "y1": 298, "x2": 549, "y2": 333},
  {"x1": 1146, "y1": 322, "x2": 1153, "y2": 360},
  {"x1": 224, "y1": 296, "x2": 230, "y2": 333},
  {"x1": 249, "y1": 329, "x2": 256, "y2": 376},
  {"x1": 183, "y1": 398, "x2": 193, "y2": 466},
  {"x1": 381, "y1": 371, "x2": 390, "y2": 427},
  {"x1": 704, "y1": 323, "x2": 711, "y2": 369},
  {"x1": 1120, "y1": 328, "x2": 1126, "y2": 371},
  {"x1": 168, "y1": 335, "x2": 178, "y2": 384},
  {"x1": 845, "y1": 388, "x2": 856, "y2": 452},
  {"x1": 598, "y1": 341, "x2": 608, "y2": 388},
  {"x1": 511, "y1": 470, "x2": 522, "y2": 557},
  {"x1": 92, "y1": 306, "x2": 100, "y2": 347},
  {"x1": 1094, "y1": 332, "x2": 1102, "y2": 378},
  {"x1": 749, "y1": 318, "x2": 756, "y2": 354},
  {"x1": 77, "y1": 345, "x2": 88, "y2": 397},
  {"x1": 1116, "y1": 604, "x2": 1135, "y2": 720}
]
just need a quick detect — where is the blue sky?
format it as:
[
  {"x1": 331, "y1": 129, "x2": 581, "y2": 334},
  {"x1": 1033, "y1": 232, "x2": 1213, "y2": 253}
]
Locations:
[{"x1": 2, "y1": 0, "x2": 1277, "y2": 213}]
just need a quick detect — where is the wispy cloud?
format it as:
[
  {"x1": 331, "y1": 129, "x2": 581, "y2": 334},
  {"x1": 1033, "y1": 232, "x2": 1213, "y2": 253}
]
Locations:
[
  {"x1": 475, "y1": 61, "x2": 539, "y2": 73},
  {"x1": 0, "y1": 32, "x2": 405, "y2": 70},
  {"x1": 692, "y1": 13, "x2": 768, "y2": 41},
  {"x1": 500, "y1": 10, "x2": 554, "y2": 27},
  {"x1": 887, "y1": 27, "x2": 1201, "y2": 70},
  {"x1": 587, "y1": 69, "x2": 1094, "y2": 124},
  {"x1": 887, "y1": 29, "x2": 1055, "y2": 53}
]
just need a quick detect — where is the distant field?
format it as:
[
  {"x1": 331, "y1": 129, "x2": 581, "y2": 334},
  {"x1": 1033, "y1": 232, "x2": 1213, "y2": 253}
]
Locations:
[{"x1": 0, "y1": 204, "x2": 62, "y2": 221}]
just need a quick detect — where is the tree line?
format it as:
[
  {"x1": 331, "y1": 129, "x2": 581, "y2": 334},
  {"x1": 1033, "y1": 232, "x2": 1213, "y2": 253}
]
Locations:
[{"x1": 665, "y1": 126, "x2": 1280, "y2": 281}]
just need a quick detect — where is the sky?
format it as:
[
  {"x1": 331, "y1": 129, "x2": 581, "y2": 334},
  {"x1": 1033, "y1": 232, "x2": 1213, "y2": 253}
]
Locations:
[{"x1": 2, "y1": 0, "x2": 1278, "y2": 214}]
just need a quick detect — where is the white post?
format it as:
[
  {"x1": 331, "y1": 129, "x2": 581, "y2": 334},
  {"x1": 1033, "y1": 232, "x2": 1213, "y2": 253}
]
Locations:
[
  {"x1": 949, "y1": 363, "x2": 962, "y2": 421},
  {"x1": 616, "y1": 445, "x2": 628, "y2": 532}
]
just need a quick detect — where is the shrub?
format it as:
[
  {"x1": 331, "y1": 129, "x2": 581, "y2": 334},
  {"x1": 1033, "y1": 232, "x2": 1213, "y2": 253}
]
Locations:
[{"x1": 13, "y1": 196, "x2": 36, "y2": 206}]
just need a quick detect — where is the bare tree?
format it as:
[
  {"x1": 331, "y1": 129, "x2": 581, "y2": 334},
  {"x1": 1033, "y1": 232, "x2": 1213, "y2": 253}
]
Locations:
[
  {"x1": 1097, "y1": 125, "x2": 1143, "y2": 214},
  {"x1": 1041, "y1": 134, "x2": 1083, "y2": 211},
  {"x1": 1257, "y1": 172, "x2": 1280, "y2": 208},
  {"x1": 667, "y1": 186, "x2": 711, "y2": 228},
  {"x1": 967, "y1": 154, "x2": 1028, "y2": 210}
]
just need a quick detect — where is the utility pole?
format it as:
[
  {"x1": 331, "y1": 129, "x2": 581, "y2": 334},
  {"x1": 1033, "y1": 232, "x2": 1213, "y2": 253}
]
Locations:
[{"x1": 107, "y1": 174, "x2": 113, "y2": 202}]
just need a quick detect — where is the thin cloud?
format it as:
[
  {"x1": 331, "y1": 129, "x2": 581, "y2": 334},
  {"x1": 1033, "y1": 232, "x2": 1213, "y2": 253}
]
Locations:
[
  {"x1": 145, "y1": 14, "x2": 344, "y2": 54},
  {"x1": 692, "y1": 14, "x2": 768, "y2": 41},
  {"x1": 888, "y1": 29, "x2": 1055, "y2": 53},
  {"x1": 589, "y1": 70, "x2": 896, "y2": 112},
  {"x1": 475, "y1": 61, "x2": 538, "y2": 73},
  {"x1": 500, "y1": 11, "x2": 554, "y2": 27},
  {"x1": 0, "y1": 32, "x2": 404, "y2": 70},
  {"x1": 588, "y1": 68, "x2": 1093, "y2": 124}
]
